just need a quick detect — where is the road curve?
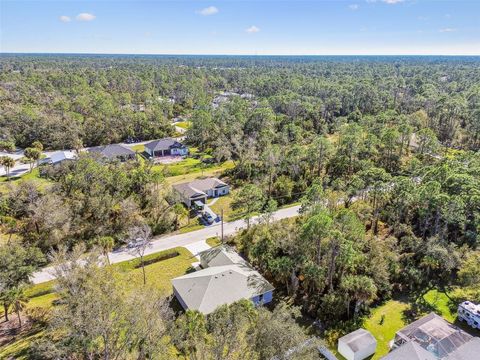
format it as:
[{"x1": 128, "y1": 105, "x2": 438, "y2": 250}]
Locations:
[{"x1": 30, "y1": 205, "x2": 301, "y2": 284}]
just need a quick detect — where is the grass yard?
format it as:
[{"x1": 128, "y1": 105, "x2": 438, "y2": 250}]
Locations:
[
  {"x1": 0, "y1": 168, "x2": 52, "y2": 193},
  {"x1": 206, "y1": 236, "x2": 222, "y2": 247},
  {"x1": 130, "y1": 144, "x2": 145, "y2": 152},
  {"x1": 209, "y1": 194, "x2": 235, "y2": 221},
  {"x1": 114, "y1": 247, "x2": 196, "y2": 294},
  {"x1": 362, "y1": 290, "x2": 460, "y2": 359},
  {"x1": 363, "y1": 299, "x2": 410, "y2": 359},
  {"x1": 158, "y1": 157, "x2": 234, "y2": 180},
  {"x1": 175, "y1": 121, "x2": 191, "y2": 130}
]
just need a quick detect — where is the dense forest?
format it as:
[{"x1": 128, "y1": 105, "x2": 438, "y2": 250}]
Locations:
[{"x1": 0, "y1": 55, "x2": 479, "y2": 359}]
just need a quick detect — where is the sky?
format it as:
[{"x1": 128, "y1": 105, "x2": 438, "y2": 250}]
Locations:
[{"x1": 1, "y1": 0, "x2": 479, "y2": 55}]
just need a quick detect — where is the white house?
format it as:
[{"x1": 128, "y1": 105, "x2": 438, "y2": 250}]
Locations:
[{"x1": 338, "y1": 328, "x2": 377, "y2": 360}]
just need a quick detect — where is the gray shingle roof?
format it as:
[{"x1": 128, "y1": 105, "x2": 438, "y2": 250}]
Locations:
[
  {"x1": 338, "y1": 329, "x2": 376, "y2": 353},
  {"x1": 145, "y1": 138, "x2": 186, "y2": 152},
  {"x1": 173, "y1": 182, "x2": 207, "y2": 199},
  {"x1": 200, "y1": 245, "x2": 246, "y2": 268},
  {"x1": 173, "y1": 177, "x2": 228, "y2": 199},
  {"x1": 381, "y1": 342, "x2": 437, "y2": 360},
  {"x1": 87, "y1": 144, "x2": 135, "y2": 158},
  {"x1": 172, "y1": 263, "x2": 274, "y2": 314}
]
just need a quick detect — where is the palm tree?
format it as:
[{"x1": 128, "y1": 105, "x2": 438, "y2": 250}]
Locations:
[
  {"x1": 0, "y1": 156, "x2": 15, "y2": 181},
  {"x1": 10, "y1": 287, "x2": 28, "y2": 328},
  {"x1": 173, "y1": 203, "x2": 189, "y2": 230},
  {"x1": 96, "y1": 236, "x2": 115, "y2": 265}
]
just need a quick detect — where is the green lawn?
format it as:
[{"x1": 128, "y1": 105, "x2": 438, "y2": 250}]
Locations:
[
  {"x1": 0, "y1": 168, "x2": 52, "y2": 193},
  {"x1": 175, "y1": 121, "x2": 191, "y2": 130},
  {"x1": 209, "y1": 194, "x2": 236, "y2": 221},
  {"x1": 362, "y1": 290, "x2": 459, "y2": 359},
  {"x1": 163, "y1": 158, "x2": 234, "y2": 185},
  {"x1": 158, "y1": 157, "x2": 234, "y2": 180},
  {"x1": 116, "y1": 247, "x2": 196, "y2": 294},
  {"x1": 206, "y1": 236, "x2": 221, "y2": 247},
  {"x1": 363, "y1": 299, "x2": 410, "y2": 359},
  {"x1": 130, "y1": 144, "x2": 145, "y2": 152}
]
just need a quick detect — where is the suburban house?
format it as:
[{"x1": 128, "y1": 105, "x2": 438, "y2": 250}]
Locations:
[
  {"x1": 338, "y1": 328, "x2": 377, "y2": 360},
  {"x1": 171, "y1": 245, "x2": 274, "y2": 315},
  {"x1": 87, "y1": 144, "x2": 136, "y2": 161},
  {"x1": 144, "y1": 138, "x2": 188, "y2": 158},
  {"x1": 173, "y1": 177, "x2": 229, "y2": 208},
  {"x1": 381, "y1": 312, "x2": 480, "y2": 359},
  {"x1": 44, "y1": 151, "x2": 77, "y2": 165}
]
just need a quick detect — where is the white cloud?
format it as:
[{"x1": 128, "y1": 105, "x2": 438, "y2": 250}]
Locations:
[
  {"x1": 197, "y1": 6, "x2": 219, "y2": 16},
  {"x1": 245, "y1": 25, "x2": 260, "y2": 33},
  {"x1": 76, "y1": 13, "x2": 96, "y2": 22},
  {"x1": 59, "y1": 15, "x2": 71, "y2": 23},
  {"x1": 349, "y1": 4, "x2": 359, "y2": 10},
  {"x1": 439, "y1": 28, "x2": 457, "y2": 33}
]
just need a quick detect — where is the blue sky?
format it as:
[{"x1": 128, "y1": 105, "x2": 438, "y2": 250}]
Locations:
[{"x1": 1, "y1": 0, "x2": 479, "y2": 55}]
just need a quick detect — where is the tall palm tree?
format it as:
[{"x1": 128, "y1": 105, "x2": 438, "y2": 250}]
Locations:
[
  {"x1": 173, "y1": 203, "x2": 189, "y2": 230},
  {"x1": 11, "y1": 287, "x2": 29, "y2": 328},
  {"x1": 0, "y1": 156, "x2": 15, "y2": 181},
  {"x1": 96, "y1": 236, "x2": 115, "y2": 265}
]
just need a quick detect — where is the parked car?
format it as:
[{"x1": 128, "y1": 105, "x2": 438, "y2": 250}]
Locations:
[{"x1": 203, "y1": 212, "x2": 214, "y2": 225}]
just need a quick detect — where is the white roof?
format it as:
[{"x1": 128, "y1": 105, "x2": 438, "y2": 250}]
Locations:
[
  {"x1": 48, "y1": 151, "x2": 77, "y2": 164},
  {"x1": 172, "y1": 264, "x2": 274, "y2": 314},
  {"x1": 338, "y1": 329, "x2": 376, "y2": 353}
]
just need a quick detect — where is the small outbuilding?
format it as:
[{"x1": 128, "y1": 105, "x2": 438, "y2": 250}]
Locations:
[{"x1": 338, "y1": 328, "x2": 377, "y2": 360}]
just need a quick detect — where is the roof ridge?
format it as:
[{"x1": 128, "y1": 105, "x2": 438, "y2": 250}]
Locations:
[{"x1": 197, "y1": 269, "x2": 224, "y2": 311}]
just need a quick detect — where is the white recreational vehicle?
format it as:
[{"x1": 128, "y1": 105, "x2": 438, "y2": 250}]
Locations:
[{"x1": 458, "y1": 301, "x2": 480, "y2": 330}]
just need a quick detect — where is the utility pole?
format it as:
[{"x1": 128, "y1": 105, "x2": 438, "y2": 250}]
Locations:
[{"x1": 221, "y1": 208, "x2": 224, "y2": 243}]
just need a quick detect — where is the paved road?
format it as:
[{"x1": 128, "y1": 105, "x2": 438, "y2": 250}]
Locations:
[
  {"x1": 0, "y1": 150, "x2": 56, "y2": 177},
  {"x1": 30, "y1": 205, "x2": 301, "y2": 284}
]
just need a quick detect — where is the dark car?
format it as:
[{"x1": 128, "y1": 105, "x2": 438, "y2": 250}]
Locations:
[{"x1": 203, "y1": 212, "x2": 214, "y2": 225}]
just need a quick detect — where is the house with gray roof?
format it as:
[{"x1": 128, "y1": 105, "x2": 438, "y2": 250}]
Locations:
[
  {"x1": 145, "y1": 138, "x2": 188, "y2": 158},
  {"x1": 173, "y1": 177, "x2": 229, "y2": 208},
  {"x1": 87, "y1": 144, "x2": 136, "y2": 161},
  {"x1": 338, "y1": 328, "x2": 377, "y2": 360},
  {"x1": 171, "y1": 246, "x2": 274, "y2": 315},
  {"x1": 382, "y1": 312, "x2": 480, "y2": 360},
  {"x1": 200, "y1": 245, "x2": 246, "y2": 268}
]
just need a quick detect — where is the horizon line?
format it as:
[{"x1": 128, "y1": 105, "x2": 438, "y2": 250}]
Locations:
[{"x1": 1, "y1": 52, "x2": 480, "y2": 57}]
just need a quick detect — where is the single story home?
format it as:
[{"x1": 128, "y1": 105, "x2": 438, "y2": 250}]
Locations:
[
  {"x1": 171, "y1": 246, "x2": 274, "y2": 315},
  {"x1": 44, "y1": 151, "x2": 77, "y2": 165},
  {"x1": 173, "y1": 177, "x2": 229, "y2": 208},
  {"x1": 382, "y1": 312, "x2": 480, "y2": 359},
  {"x1": 87, "y1": 144, "x2": 136, "y2": 161},
  {"x1": 338, "y1": 328, "x2": 377, "y2": 360},
  {"x1": 145, "y1": 138, "x2": 188, "y2": 158}
]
